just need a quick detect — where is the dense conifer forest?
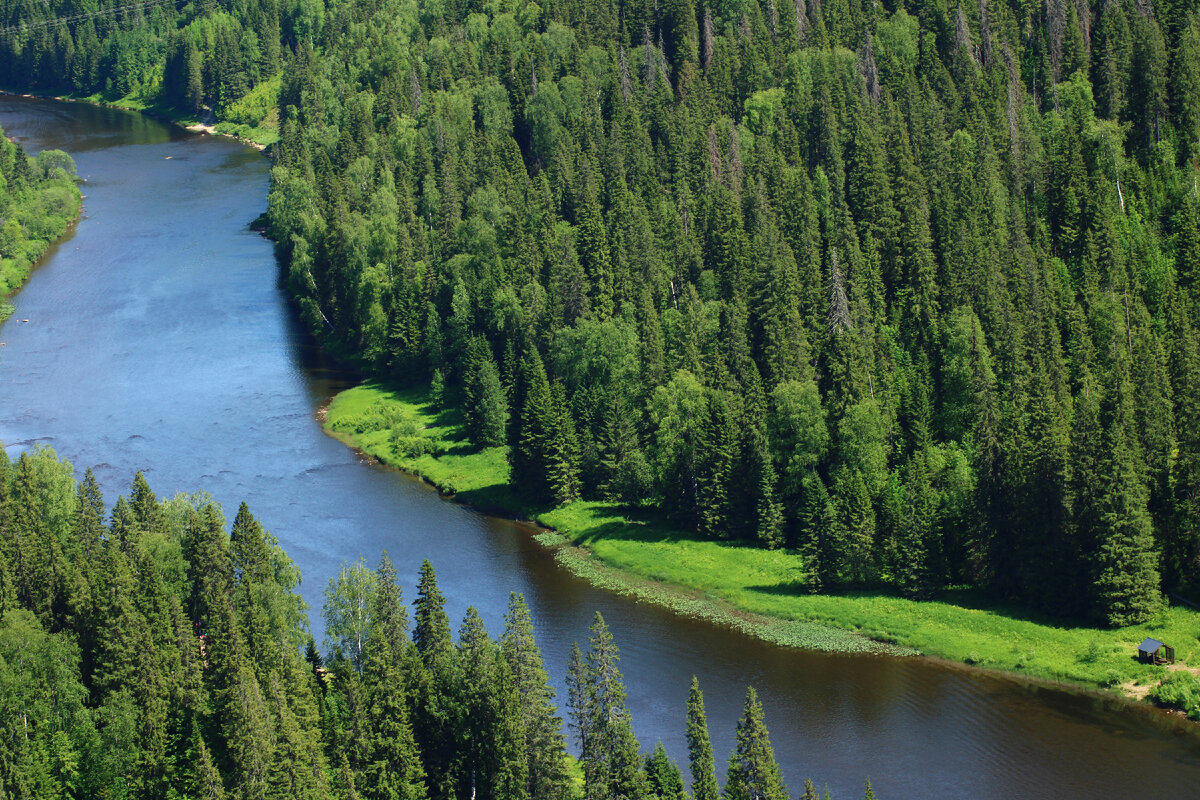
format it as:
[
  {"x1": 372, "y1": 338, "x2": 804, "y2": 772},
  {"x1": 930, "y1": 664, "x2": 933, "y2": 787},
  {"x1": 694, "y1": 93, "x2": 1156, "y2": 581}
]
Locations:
[
  {"x1": 2, "y1": 0, "x2": 1200, "y2": 626},
  {"x1": 0, "y1": 448, "x2": 878, "y2": 799},
  {"x1": 0, "y1": 127, "x2": 79, "y2": 313}
]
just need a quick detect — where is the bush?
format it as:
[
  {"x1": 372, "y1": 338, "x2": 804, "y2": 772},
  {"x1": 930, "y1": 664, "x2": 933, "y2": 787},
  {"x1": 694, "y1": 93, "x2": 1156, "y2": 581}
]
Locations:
[
  {"x1": 1150, "y1": 673, "x2": 1200, "y2": 719},
  {"x1": 333, "y1": 400, "x2": 412, "y2": 435},
  {"x1": 390, "y1": 429, "x2": 435, "y2": 458},
  {"x1": 1078, "y1": 639, "x2": 1102, "y2": 664},
  {"x1": 332, "y1": 399, "x2": 435, "y2": 458}
]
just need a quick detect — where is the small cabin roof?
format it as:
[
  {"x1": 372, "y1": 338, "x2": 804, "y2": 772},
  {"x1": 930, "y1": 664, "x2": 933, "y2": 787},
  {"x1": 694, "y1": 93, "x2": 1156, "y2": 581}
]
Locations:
[{"x1": 1139, "y1": 638, "x2": 1165, "y2": 653}]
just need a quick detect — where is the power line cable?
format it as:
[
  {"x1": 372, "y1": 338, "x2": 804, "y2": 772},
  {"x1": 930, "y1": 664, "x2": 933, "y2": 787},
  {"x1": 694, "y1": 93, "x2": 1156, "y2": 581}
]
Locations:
[{"x1": 0, "y1": 0, "x2": 178, "y2": 38}]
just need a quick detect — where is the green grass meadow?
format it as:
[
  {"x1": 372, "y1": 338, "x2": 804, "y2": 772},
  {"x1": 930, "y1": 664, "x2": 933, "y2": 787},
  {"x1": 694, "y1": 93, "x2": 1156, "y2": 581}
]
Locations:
[{"x1": 324, "y1": 381, "x2": 1200, "y2": 703}]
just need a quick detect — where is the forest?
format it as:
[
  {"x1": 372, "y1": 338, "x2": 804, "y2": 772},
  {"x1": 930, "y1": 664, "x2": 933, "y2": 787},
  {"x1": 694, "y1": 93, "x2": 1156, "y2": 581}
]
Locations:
[
  {"x1": 0, "y1": 126, "x2": 80, "y2": 317},
  {"x1": 0, "y1": 447, "x2": 872, "y2": 800},
  {"x1": 2, "y1": 0, "x2": 1199, "y2": 626}
]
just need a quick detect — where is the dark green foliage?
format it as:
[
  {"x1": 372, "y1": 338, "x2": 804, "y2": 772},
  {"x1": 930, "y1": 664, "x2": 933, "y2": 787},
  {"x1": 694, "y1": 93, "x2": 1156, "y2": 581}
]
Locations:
[
  {"x1": 723, "y1": 687, "x2": 788, "y2": 800},
  {"x1": 686, "y1": 676, "x2": 720, "y2": 800},
  {"x1": 413, "y1": 560, "x2": 452, "y2": 668},
  {"x1": 1092, "y1": 368, "x2": 1165, "y2": 626},
  {"x1": 500, "y1": 594, "x2": 571, "y2": 800},
  {"x1": 456, "y1": 607, "x2": 525, "y2": 800},
  {"x1": 645, "y1": 742, "x2": 687, "y2": 800},
  {"x1": 361, "y1": 602, "x2": 425, "y2": 800},
  {"x1": 463, "y1": 338, "x2": 509, "y2": 448},
  {"x1": 242, "y1": 0, "x2": 1200, "y2": 622},
  {"x1": 570, "y1": 613, "x2": 650, "y2": 800},
  {"x1": 0, "y1": 449, "x2": 884, "y2": 796},
  {"x1": 411, "y1": 560, "x2": 458, "y2": 799},
  {"x1": 0, "y1": 453, "x2": 329, "y2": 800}
]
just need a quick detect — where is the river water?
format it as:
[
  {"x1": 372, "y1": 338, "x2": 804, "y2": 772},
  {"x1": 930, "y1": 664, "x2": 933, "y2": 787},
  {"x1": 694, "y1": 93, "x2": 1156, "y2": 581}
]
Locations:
[{"x1": 1, "y1": 95, "x2": 1197, "y2": 798}]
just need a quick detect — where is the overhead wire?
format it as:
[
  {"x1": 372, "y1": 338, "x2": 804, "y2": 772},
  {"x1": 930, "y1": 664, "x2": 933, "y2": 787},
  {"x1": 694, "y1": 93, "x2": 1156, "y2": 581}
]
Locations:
[{"x1": 0, "y1": 0, "x2": 179, "y2": 38}]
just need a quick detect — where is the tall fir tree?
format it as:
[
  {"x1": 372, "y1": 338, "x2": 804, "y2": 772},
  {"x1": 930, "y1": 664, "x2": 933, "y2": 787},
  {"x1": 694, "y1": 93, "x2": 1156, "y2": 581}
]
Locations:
[
  {"x1": 500, "y1": 593, "x2": 571, "y2": 800},
  {"x1": 723, "y1": 687, "x2": 787, "y2": 800},
  {"x1": 685, "y1": 676, "x2": 720, "y2": 800}
]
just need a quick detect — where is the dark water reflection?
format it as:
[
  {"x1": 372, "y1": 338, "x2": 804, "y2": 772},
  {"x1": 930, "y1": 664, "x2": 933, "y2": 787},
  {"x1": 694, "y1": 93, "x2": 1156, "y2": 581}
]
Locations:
[{"x1": 1, "y1": 95, "x2": 1198, "y2": 799}]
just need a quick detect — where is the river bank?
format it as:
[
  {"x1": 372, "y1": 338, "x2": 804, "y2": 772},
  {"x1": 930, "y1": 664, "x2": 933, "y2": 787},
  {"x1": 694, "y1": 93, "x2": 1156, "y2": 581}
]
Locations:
[
  {"x1": 322, "y1": 380, "x2": 1200, "y2": 711},
  {"x1": 0, "y1": 140, "x2": 82, "y2": 320},
  {"x1": 6, "y1": 91, "x2": 1199, "y2": 796},
  {"x1": 0, "y1": 88, "x2": 277, "y2": 149}
]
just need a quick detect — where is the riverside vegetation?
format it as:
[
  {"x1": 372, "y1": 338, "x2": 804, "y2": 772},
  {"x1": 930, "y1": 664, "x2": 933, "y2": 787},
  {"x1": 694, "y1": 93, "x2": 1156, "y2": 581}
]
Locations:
[
  {"x1": 0, "y1": 446, "x2": 881, "y2": 799},
  {"x1": 0, "y1": 128, "x2": 80, "y2": 320},
  {"x1": 4, "y1": 0, "x2": 1200, "y2": 710},
  {"x1": 326, "y1": 380, "x2": 1200, "y2": 695}
]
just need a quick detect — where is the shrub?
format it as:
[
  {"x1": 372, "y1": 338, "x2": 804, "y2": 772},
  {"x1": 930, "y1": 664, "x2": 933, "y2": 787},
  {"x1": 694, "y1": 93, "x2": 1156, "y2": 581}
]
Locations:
[{"x1": 1150, "y1": 673, "x2": 1200, "y2": 719}]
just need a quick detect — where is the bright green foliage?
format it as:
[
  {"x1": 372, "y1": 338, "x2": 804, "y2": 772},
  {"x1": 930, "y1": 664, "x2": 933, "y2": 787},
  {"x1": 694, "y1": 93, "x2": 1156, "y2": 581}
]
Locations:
[
  {"x1": 323, "y1": 558, "x2": 378, "y2": 671},
  {"x1": 0, "y1": 129, "x2": 81, "y2": 301},
  {"x1": 0, "y1": 609, "x2": 90, "y2": 800}
]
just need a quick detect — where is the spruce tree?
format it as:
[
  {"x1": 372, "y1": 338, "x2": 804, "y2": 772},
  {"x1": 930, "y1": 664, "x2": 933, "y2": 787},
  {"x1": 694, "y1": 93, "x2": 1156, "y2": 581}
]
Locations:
[
  {"x1": 546, "y1": 381, "x2": 582, "y2": 506},
  {"x1": 371, "y1": 552, "x2": 412, "y2": 671},
  {"x1": 573, "y1": 613, "x2": 649, "y2": 800},
  {"x1": 500, "y1": 594, "x2": 570, "y2": 800},
  {"x1": 696, "y1": 390, "x2": 740, "y2": 539},
  {"x1": 1092, "y1": 369, "x2": 1164, "y2": 626},
  {"x1": 686, "y1": 676, "x2": 719, "y2": 800},
  {"x1": 645, "y1": 742, "x2": 687, "y2": 800},
  {"x1": 360, "y1": 604, "x2": 426, "y2": 800},
  {"x1": 411, "y1": 560, "x2": 459, "y2": 800},
  {"x1": 513, "y1": 346, "x2": 555, "y2": 503},
  {"x1": 463, "y1": 337, "x2": 508, "y2": 448},
  {"x1": 413, "y1": 560, "x2": 452, "y2": 668},
  {"x1": 723, "y1": 687, "x2": 787, "y2": 800},
  {"x1": 457, "y1": 607, "x2": 525, "y2": 800}
]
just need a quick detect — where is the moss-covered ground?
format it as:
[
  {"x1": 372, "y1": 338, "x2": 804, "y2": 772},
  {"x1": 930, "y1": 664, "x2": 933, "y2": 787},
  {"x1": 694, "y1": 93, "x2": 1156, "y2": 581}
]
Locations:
[{"x1": 324, "y1": 380, "x2": 1200, "y2": 704}]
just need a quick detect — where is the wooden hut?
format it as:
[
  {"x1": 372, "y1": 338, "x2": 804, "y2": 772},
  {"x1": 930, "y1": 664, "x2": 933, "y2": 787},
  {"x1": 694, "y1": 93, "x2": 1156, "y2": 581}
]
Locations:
[{"x1": 1137, "y1": 638, "x2": 1175, "y2": 665}]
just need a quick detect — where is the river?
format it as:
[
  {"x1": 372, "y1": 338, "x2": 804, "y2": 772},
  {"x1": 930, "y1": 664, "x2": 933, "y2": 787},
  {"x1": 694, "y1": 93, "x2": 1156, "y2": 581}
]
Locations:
[{"x1": 1, "y1": 95, "x2": 1197, "y2": 799}]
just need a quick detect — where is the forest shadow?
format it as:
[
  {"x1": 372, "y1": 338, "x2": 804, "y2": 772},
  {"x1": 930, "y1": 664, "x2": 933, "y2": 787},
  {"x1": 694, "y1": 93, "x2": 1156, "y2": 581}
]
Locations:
[
  {"x1": 564, "y1": 502, "x2": 755, "y2": 547},
  {"x1": 744, "y1": 582, "x2": 1098, "y2": 629}
]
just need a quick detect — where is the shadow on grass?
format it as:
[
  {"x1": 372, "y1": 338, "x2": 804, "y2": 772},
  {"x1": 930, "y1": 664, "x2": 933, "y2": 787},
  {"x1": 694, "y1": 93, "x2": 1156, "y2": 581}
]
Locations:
[
  {"x1": 454, "y1": 484, "x2": 536, "y2": 518},
  {"x1": 560, "y1": 502, "x2": 774, "y2": 549},
  {"x1": 745, "y1": 581, "x2": 1104, "y2": 630}
]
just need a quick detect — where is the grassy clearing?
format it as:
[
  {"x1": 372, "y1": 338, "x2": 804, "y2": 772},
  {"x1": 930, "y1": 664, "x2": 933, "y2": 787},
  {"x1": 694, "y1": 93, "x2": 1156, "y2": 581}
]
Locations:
[{"x1": 324, "y1": 381, "x2": 1200, "y2": 701}]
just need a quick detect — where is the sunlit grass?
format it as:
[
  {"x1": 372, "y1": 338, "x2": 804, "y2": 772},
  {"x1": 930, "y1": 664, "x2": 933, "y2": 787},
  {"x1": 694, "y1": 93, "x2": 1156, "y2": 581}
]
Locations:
[{"x1": 324, "y1": 381, "x2": 1200, "y2": 696}]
